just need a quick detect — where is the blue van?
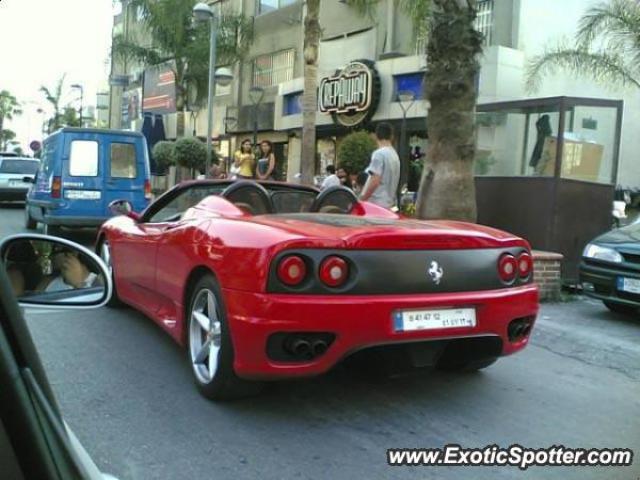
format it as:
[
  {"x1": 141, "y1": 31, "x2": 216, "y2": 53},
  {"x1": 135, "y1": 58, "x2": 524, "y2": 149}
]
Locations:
[{"x1": 25, "y1": 128, "x2": 152, "y2": 232}]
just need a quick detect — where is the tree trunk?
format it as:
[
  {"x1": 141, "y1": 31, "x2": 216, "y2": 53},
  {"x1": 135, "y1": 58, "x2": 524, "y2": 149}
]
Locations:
[
  {"x1": 416, "y1": 0, "x2": 483, "y2": 222},
  {"x1": 300, "y1": 0, "x2": 321, "y2": 185}
]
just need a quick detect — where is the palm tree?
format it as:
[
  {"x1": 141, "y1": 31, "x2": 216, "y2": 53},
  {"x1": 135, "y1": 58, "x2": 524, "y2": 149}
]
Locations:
[
  {"x1": 527, "y1": 0, "x2": 640, "y2": 92},
  {"x1": 0, "y1": 90, "x2": 22, "y2": 146},
  {"x1": 300, "y1": 0, "x2": 321, "y2": 185},
  {"x1": 113, "y1": 0, "x2": 253, "y2": 113},
  {"x1": 345, "y1": 0, "x2": 482, "y2": 221},
  {"x1": 416, "y1": 0, "x2": 483, "y2": 221},
  {"x1": 40, "y1": 75, "x2": 67, "y2": 133},
  {"x1": 0, "y1": 129, "x2": 17, "y2": 151}
]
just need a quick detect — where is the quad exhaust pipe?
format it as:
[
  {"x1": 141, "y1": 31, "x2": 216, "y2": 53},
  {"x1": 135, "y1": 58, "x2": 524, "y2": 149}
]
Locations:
[
  {"x1": 508, "y1": 317, "x2": 534, "y2": 342},
  {"x1": 282, "y1": 335, "x2": 332, "y2": 361},
  {"x1": 289, "y1": 338, "x2": 312, "y2": 359}
]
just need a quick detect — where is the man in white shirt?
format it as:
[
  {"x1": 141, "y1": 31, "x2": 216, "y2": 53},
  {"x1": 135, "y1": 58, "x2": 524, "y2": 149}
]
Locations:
[
  {"x1": 321, "y1": 165, "x2": 341, "y2": 190},
  {"x1": 359, "y1": 123, "x2": 400, "y2": 209},
  {"x1": 43, "y1": 251, "x2": 100, "y2": 292}
]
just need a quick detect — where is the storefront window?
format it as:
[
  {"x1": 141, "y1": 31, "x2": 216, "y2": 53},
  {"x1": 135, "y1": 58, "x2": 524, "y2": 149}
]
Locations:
[
  {"x1": 560, "y1": 106, "x2": 618, "y2": 184},
  {"x1": 283, "y1": 91, "x2": 302, "y2": 116},
  {"x1": 474, "y1": 99, "x2": 620, "y2": 184},
  {"x1": 393, "y1": 73, "x2": 424, "y2": 101},
  {"x1": 258, "y1": 0, "x2": 297, "y2": 14},
  {"x1": 475, "y1": 109, "x2": 560, "y2": 177},
  {"x1": 253, "y1": 49, "x2": 295, "y2": 88}
]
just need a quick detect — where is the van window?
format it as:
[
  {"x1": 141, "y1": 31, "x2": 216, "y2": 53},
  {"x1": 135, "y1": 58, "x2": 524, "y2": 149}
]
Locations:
[
  {"x1": 69, "y1": 140, "x2": 99, "y2": 176},
  {"x1": 40, "y1": 143, "x2": 53, "y2": 176},
  {"x1": 110, "y1": 143, "x2": 137, "y2": 178}
]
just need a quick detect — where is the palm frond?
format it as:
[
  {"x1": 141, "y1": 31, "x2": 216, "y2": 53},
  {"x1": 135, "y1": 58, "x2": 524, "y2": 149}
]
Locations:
[
  {"x1": 578, "y1": 0, "x2": 640, "y2": 47},
  {"x1": 39, "y1": 86, "x2": 58, "y2": 108},
  {"x1": 113, "y1": 34, "x2": 162, "y2": 65},
  {"x1": 526, "y1": 46, "x2": 640, "y2": 92},
  {"x1": 399, "y1": 0, "x2": 431, "y2": 40}
]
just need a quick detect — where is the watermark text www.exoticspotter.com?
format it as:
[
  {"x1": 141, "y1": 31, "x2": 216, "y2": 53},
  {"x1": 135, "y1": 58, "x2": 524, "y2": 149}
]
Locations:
[{"x1": 387, "y1": 444, "x2": 634, "y2": 470}]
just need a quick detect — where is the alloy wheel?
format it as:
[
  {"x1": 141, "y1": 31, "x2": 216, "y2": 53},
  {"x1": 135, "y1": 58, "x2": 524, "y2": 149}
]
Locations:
[{"x1": 189, "y1": 288, "x2": 222, "y2": 384}]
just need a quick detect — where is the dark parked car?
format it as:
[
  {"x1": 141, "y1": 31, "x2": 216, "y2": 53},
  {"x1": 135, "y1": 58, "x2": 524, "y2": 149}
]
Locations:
[{"x1": 579, "y1": 222, "x2": 640, "y2": 314}]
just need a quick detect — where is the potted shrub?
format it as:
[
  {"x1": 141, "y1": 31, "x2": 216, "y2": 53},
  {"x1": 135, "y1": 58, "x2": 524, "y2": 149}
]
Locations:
[
  {"x1": 173, "y1": 137, "x2": 211, "y2": 179},
  {"x1": 337, "y1": 130, "x2": 377, "y2": 175}
]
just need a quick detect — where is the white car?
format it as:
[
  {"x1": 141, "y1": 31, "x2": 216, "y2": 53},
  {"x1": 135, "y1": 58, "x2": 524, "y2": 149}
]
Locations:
[{"x1": 0, "y1": 157, "x2": 40, "y2": 201}]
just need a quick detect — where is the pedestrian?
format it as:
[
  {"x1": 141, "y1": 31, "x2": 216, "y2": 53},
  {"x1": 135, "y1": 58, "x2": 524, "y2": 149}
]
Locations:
[
  {"x1": 359, "y1": 122, "x2": 400, "y2": 209},
  {"x1": 208, "y1": 161, "x2": 227, "y2": 179},
  {"x1": 256, "y1": 140, "x2": 277, "y2": 180},
  {"x1": 321, "y1": 165, "x2": 340, "y2": 190},
  {"x1": 233, "y1": 139, "x2": 255, "y2": 180},
  {"x1": 354, "y1": 171, "x2": 368, "y2": 195},
  {"x1": 337, "y1": 167, "x2": 351, "y2": 189}
]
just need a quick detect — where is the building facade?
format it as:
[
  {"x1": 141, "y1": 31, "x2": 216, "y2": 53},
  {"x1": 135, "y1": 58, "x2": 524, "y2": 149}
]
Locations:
[{"x1": 108, "y1": 0, "x2": 640, "y2": 186}]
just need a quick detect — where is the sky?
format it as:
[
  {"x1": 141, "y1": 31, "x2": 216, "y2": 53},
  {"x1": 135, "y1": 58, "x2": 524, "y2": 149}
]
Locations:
[{"x1": 0, "y1": 0, "x2": 114, "y2": 150}]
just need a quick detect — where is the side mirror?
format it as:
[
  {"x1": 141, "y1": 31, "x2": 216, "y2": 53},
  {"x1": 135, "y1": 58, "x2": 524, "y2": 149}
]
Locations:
[
  {"x1": 108, "y1": 199, "x2": 140, "y2": 221},
  {"x1": 22, "y1": 176, "x2": 35, "y2": 183},
  {"x1": 0, "y1": 234, "x2": 113, "y2": 309}
]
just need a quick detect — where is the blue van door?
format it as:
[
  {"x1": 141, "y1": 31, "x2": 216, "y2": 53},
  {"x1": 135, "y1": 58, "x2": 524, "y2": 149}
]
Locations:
[
  {"x1": 105, "y1": 138, "x2": 146, "y2": 212},
  {"x1": 63, "y1": 136, "x2": 106, "y2": 218}
]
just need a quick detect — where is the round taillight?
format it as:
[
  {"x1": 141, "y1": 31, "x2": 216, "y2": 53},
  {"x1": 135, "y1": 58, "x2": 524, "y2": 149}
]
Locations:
[
  {"x1": 517, "y1": 252, "x2": 533, "y2": 279},
  {"x1": 277, "y1": 255, "x2": 307, "y2": 286},
  {"x1": 319, "y1": 256, "x2": 349, "y2": 287},
  {"x1": 498, "y1": 254, "x2": 517, "y2": 283}
]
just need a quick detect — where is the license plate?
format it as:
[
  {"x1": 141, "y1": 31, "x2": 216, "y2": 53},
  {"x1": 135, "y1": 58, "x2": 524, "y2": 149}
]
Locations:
[
  {"x1": 393, "y1": 307, "x2": 476, "y2": 332},
  {"x1": 64, "y1": 190, "x2": 101, "y2": 200},
  {"x1": 617, "y1": 277, "x2": 640, "y2": 294}
]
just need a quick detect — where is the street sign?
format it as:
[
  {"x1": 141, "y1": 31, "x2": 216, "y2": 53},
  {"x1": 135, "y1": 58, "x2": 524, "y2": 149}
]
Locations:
[{"x1": 29, "y1": 140, "x2": 42, "y2": 152}]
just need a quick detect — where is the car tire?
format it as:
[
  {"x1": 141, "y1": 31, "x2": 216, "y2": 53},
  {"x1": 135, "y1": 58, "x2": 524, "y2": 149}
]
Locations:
[
  {"x1": 604, "y1": 301, "x2": 637, "y2": 315},
  {"x1": 187, "y1": 274, "x2": 264, "y2": 400},
  {"x1": 97, "y1": 239, "x2": 123, "y2": 308},
  {"x1": 436, "y1": 357, "x2": 498, "y2": 373},
  {"x1": 24, "y1": 207, "x2": 37, "y2": 230}
]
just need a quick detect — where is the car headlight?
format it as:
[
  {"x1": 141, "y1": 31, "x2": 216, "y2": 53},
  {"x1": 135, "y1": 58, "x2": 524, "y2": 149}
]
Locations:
[{"x1": 583, "y1": 243, "x2": 623, "y2": 263}]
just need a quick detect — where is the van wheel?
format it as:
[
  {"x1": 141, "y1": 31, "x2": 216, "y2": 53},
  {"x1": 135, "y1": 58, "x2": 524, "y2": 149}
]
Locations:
[
  {"x1": 98, "y1": 239, "x2": 123, "y2": 308},
  {"x1": 42, "y1": 224, "x2": 62, "y2": 237},
  {"x1": 24, "y1": 207, "x2": 37, "y2": 230}
]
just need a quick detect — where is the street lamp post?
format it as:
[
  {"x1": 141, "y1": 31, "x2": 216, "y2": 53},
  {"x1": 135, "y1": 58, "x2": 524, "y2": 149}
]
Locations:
[
  {"x1": 193, "y1": 2, "x2": 220, "y2": 177},
  {"x1": 397, "y1": 90, "x2": 416, "y2": 206},
  {"x1": 249, "y1": 86, "x2": 264, "y2": 152},
  {"x1": 193, "y1": 2, "x2": 233, "y2": 177},
  {"x1": 223, "y1": 115, "x2": 237, "y2": 173},
  {"x1": 71, "y1": 84, "x2": 84, "y2": 127}
]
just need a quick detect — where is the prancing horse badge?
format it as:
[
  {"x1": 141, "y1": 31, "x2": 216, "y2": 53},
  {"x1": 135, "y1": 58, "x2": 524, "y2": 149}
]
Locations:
[{"x1": 428, "y1": 261, "x2": 444, "y2": 285}]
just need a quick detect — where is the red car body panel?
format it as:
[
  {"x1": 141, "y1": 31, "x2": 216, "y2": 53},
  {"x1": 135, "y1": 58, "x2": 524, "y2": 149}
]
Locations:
[
  {"x1": 224, "y1": 286, "x2": 538, "y2": 379},
  {"x1": 99, "y1": 180, "x2": 539, "y2": 379}
]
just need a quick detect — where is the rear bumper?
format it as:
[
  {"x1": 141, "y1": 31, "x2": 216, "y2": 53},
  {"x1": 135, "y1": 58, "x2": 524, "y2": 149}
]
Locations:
[
  {"x1": 43, "y1": 215, "x2": 109, "y2": 227},
  {"x1": 579, "y1": 261, "x2": 640, "y2": 307},
  {"x1": 223, "y1": 285, "x2": 539, "y2": 380},
  {"x1": 0, "y1": 188, "x2": 29, "y2": 200},
  {"x1": 26, "y1": 199, "x2": 109, "y2": 227}
]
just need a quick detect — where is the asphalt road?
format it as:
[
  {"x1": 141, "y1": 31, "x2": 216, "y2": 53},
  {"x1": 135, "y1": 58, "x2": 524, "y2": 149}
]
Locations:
[{"x1": 2, "y1": 202, "x2": 640, "y2": 480}]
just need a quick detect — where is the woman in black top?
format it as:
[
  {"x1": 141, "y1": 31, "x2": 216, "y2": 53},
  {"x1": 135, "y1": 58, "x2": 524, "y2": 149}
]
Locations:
[{"x1": 256, "y1": 140, "x2": 276, "y2": 180}]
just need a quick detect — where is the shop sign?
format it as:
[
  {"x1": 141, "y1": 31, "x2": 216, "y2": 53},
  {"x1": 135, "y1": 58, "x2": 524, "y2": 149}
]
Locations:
[{"x1": 318, "y1": 60, "x2": 380, "y2": 127}]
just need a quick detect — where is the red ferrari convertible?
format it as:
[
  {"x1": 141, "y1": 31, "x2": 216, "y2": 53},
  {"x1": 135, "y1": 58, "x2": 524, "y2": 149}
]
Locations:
[{"x1": 98, "y1": 180, "x2": 539, "y2": 399}]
